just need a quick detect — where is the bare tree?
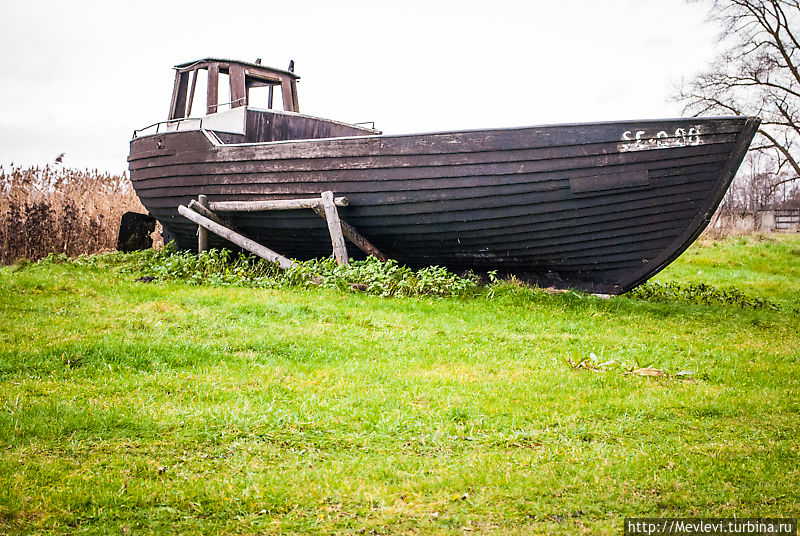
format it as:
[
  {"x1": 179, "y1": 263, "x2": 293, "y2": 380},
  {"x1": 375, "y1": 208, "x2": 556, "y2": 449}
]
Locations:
[{"x1": 678, "y1": 0, "x2": 800, "y2": 202}]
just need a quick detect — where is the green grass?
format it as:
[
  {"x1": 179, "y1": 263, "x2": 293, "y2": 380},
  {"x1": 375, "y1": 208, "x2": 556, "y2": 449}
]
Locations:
[{"x1": 0, "y1": 234, "x2": 798, "y2": 535}]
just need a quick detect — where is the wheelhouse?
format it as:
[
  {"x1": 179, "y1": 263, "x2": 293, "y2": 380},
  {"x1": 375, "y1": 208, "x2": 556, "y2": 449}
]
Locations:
[
  {"x1": 132, "y1": 57, "x2": 377, "y2": 144},
  {"x1": 168, "y1": 57, "x2": 300, "y2": 119}
]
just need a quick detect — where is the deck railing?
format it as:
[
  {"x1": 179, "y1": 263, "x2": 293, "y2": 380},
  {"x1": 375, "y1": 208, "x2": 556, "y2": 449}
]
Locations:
[
  {"x1": 132, "y1": 101, "x2": 248, "y2": 139},
  {"x1": 132, "y1": 117, "x2": 203, "y2": 139}
]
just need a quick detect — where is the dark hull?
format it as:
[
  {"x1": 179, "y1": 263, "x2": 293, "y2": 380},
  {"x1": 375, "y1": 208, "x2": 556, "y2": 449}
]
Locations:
[{"x1": 128, "y1": 114, "x2": 759, "y2": 293}]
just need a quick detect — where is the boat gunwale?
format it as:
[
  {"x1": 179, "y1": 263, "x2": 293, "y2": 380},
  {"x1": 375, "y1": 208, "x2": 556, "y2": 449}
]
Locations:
[{"x1": 130, "y1": 112, "x2": 754, "y2": 150}]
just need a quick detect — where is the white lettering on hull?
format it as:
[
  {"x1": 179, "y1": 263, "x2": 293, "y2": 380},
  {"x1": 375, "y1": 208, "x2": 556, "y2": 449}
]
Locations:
[{"x1": 619, "y1": 127, "x2": 702, "y2": 152}]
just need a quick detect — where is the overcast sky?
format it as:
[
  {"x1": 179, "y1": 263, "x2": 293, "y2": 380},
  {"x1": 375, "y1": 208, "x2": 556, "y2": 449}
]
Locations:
[{"x1": 0, "y1": 0, "x2": 720, "y2": 174}]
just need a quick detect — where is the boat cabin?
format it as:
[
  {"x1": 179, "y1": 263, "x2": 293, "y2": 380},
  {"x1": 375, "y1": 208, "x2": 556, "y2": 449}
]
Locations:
[
  {"x1": 168, "y1": 58, "x2": 300, "y2": 119},
  {"x1": 138, "y1": 57, "x2": 378, "y2": 144}
]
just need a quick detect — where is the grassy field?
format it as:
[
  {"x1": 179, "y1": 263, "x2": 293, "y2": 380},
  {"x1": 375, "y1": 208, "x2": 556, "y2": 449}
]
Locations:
[{"x1": 0, "y1": 234, "x2": 798, "y2": 535}]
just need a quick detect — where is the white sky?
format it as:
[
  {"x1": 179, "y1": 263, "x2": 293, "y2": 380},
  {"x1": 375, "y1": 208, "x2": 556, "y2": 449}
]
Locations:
[{"x1": 0, "y1": 0, "x2": 720, "y2": 174}]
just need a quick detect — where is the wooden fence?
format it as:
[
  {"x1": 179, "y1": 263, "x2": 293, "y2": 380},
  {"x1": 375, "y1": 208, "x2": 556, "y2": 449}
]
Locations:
[{"x1": 774, "y1": 209, "x2": 800, "y2": 232}]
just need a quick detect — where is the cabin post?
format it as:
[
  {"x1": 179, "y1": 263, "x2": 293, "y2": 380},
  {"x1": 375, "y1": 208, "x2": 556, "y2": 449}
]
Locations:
[
  {"x1": 320, "y1": 191, "x2": 348, "y2": 265},
  {"x1": 186, "y1": 70, "x2": 198, "y2": 117},
  {"x1": 290, "y1": 79, "x2": 299, "y2": 112},
  {"x1": 281, "y1": 78, "x2": 296, "y2": 112},
  {"x1": 168, "y1": 71, "x2": 190, "y2": 120},
  {"x1": 197, "y1": 195, "x2": 208, "y2": 253},
  {"x1": 207, "y1": 63, "x2": 219, "y2": 114},
  {"x1": 230, "y1": 65, "x2": 246, "y2": 108}
]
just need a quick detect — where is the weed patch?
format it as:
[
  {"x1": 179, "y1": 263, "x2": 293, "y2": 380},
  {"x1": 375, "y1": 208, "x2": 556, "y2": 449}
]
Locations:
[
  {"x1": 625, "y1": 281, "x2": 780, "y2": 310},
  {"x1": 44, "y1": 247, "x2": 482, "y2": 298}
]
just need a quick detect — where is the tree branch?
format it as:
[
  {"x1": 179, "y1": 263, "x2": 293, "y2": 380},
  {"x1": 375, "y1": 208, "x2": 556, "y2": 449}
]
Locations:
[{"x1": 759, "y1": 127, "x2": 800, "y2": 176}]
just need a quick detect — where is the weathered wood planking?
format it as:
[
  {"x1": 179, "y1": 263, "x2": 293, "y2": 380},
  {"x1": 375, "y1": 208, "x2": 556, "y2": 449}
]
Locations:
[{"x1": 131, "y1": 66, "x2": 759, "y2": 294}]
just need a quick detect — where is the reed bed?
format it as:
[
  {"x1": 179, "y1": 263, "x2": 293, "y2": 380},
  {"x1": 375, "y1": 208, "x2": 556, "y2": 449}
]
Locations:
[{"x1": 0, "y1": 164, "x2": 154, "y2": 264}]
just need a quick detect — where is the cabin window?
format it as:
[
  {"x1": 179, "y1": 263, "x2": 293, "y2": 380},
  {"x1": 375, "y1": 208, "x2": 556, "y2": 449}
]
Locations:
[
  {"x1": 170, "y1": 62, "x2": 298, "y2": 119},
  {"x1": 216, "y1": 72, "x2": 232, "y2": 112},
  {"x1": 247, "y1": 81, "x2": 282, "y2": 110},
  {"x1": 186, "y1": 69, "x2": 209, "y2": 118}
]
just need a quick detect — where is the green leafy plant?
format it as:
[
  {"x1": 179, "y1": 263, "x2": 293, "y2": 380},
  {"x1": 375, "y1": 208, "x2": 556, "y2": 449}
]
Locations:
[
  {"x1": 43, "y1": 247, "x2": 482, "y2": 299},
  {"x1": 626, "y1": 281, "x2": 780, "y2": 310}
]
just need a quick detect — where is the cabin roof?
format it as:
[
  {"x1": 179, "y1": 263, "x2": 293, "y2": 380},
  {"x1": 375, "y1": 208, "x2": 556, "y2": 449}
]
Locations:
[{"x1": 173, "y1": 58, "x2": 300, "y2": 79}]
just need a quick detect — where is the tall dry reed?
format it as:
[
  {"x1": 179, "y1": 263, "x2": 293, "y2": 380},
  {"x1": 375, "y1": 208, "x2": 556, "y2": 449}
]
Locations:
[{"x1": 0, "y1": 164, "x2": 152, "y2": 264}]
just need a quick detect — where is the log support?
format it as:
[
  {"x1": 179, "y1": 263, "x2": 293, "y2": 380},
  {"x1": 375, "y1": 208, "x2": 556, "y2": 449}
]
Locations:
[
  {"x1": 197, "y1": 194, "x2": 208, "y2": 253},
  {"x1": 209, "y1": 196, "x2": 348, "y2": 212},
  {"x1": 189, "y1": 198, "x2": 229, "y2": 228},
  {"x1": 179, "y1": 205, "x2": 295, "y2": 269},
  {"x1": 310, "y1": 206, "x2": 386, "y2": 261},
  {"x1": 180, "y1": 191, "x2": 387, "y2": 270},
  {"x1": 320, "y1": 191, "x2": 348, "y2": 265}
]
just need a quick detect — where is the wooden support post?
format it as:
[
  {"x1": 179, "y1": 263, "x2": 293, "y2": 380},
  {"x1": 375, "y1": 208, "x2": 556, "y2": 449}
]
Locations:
[
  {"x1": 186, "y1": 191, "x2": 385, "y2": 271},
  {"x1": 189, "y1": 199, "x2": 230, "y2": 228},
  {"x1": 178, "y1": 205, "x2": 295, "y2": 269},
  {"x1": 281, "y1": 78, "x2": 295, "y2": 112},
  {"x1": 320, "y1": 191, "x2": 348, "y2": 265},
  {"x1": 197, "y1": 195, "x2": 208, "y2": 254},
  {"x1": 311, "y1": 206, "x2": 387, "y2": 261}
]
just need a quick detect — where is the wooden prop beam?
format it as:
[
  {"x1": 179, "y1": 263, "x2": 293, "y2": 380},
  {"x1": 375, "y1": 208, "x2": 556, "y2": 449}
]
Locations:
[
  {"x1": 185, "y1": 191, "x2": 385, "y2": 268},
  {"x1": 189, "y1": 198, "x2": 229, "y2": 228},
  {"x1": 209, "y1": 196, "x2": 348, "y2": 212},
  {"x1": 178, "y1": 205, "x2": 295, "y2": 269},
  {"x1": 320, "y1": 191, "x2": 348, "y2": 265},
  {"x1": 197, "y1": 195, "x2": 208, "y2": 253},
  {"x1": 311, "y1": 206, "x2": 387, "y2": 261}
]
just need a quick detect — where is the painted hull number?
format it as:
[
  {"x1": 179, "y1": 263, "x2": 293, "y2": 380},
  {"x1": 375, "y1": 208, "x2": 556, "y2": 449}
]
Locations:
[{"x1": 620, "y1": 127, "x2": 702, "y2": 152}]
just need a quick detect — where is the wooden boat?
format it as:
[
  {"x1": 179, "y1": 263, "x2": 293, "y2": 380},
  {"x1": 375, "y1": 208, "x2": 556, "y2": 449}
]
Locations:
[{"x1": 128, "y1": 58, "x2": 759, "y2": 294}]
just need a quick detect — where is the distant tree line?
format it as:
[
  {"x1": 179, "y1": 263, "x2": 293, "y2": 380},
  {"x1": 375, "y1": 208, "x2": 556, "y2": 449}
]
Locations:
[{"x1": 678, "y1": 0, "x2": 800, "y2": 215}]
